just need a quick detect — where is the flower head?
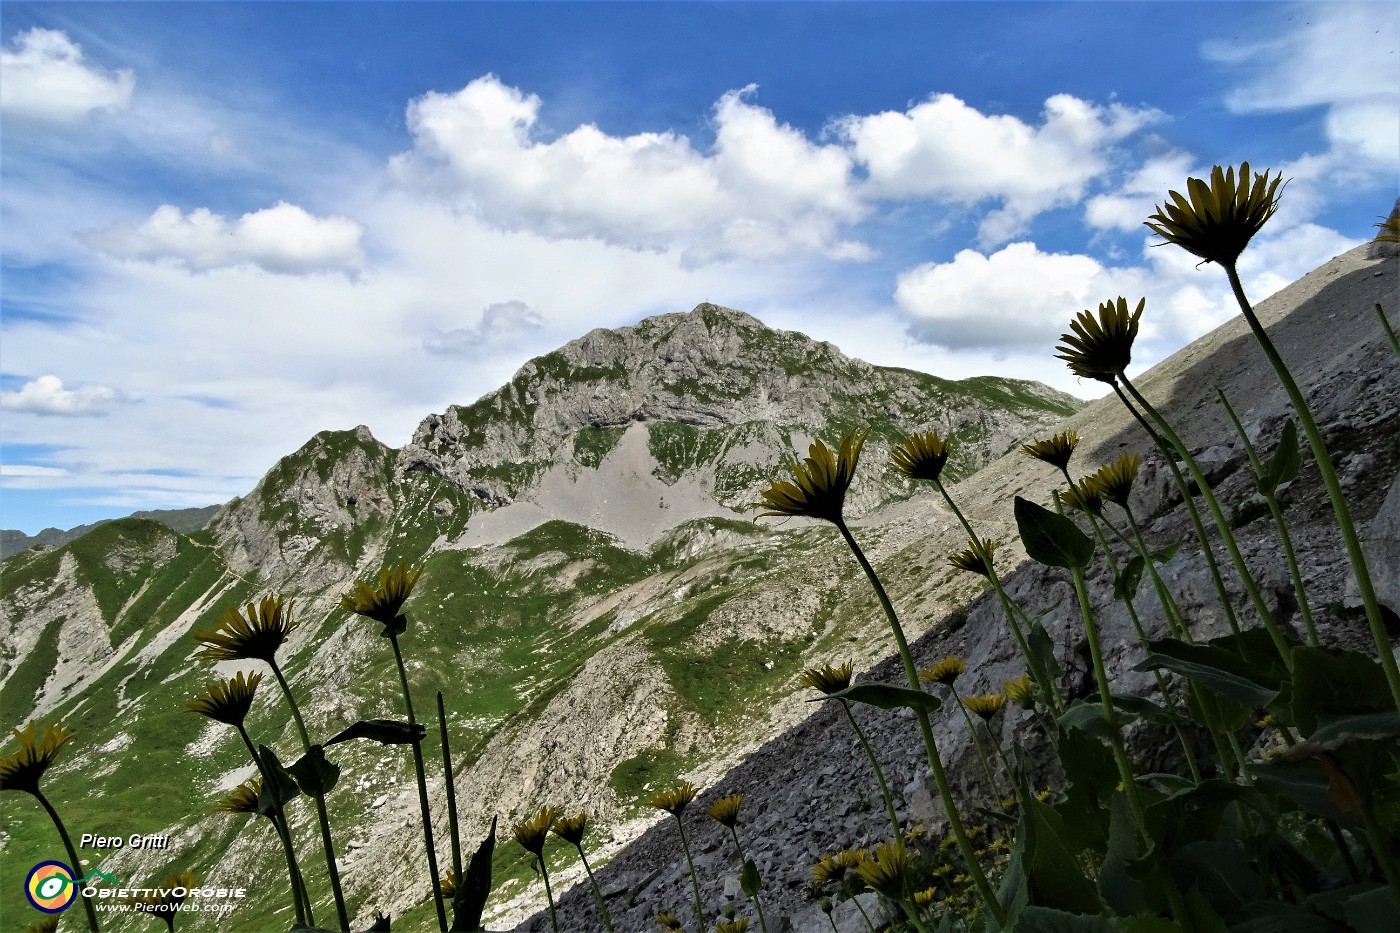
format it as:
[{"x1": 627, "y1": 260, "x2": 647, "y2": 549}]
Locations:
[
  {"x1": 216, "y1": 778, "x2": 263, "y2": 815},
  {"x1": 891, "y1": 431, "x2": 951, "y2": 483},
  {"x1": 131, "y1": 871, "x2": 196, "y2": 930},
  {"x1": 342, "y1": 562, "x2": 424, "y2": 636},
  {"x1": 963, "y1": 693, "x2": 1007, "y2": 721},
  {"x1": 948, "y1": 539, "x2": 996, "y2": 578},
  {"x1": 799, "y1": 661, "x2": 854, "y2": 695},
  {"x1": 512, "y1": 806, "x2": 559, "y2": 856},
  {"x1": 756, "y1": 429, "x2": 868, "y2": 524},
  {"x1": 1060, "y1": 477, "x2": 1104, "y2": 516},
  {"x1": 1088, "y1": 453, "x2": 1141, "y2": 508},
  {"x1": 1021, "y1": 430, "x2": 1079, "y2": 471},
  {"x1": 706, "y1": 794, "x2": 744, "y2": 828},
  {"x1": 0, "y1": 721, "x2": 75, "y2": 795},
  {"x1": 551, "y1": 811, "x2": 590, "y2": 847},
  {"x1": 853, "y1": 842, "x2": 912, "y2": 900},
  {"x1": 647, "y1": 782, "x2": 698, "y2": 817},
  {"x1": 919, "y1": 656, "x2": 966, "y2": 688},
  {"x1": 1004, "y1": 674, "x2": 1036, "y2": 710},
  {"x1": 1146, "y1": 162, "x2": 1285, "y2": 267},
  {"x1": 193, "y1": 595, "x2": 299, "y2": 665},
  {"x1": 1056, "y1": 297, "x2": 1143, "y2": 383},
  {"x1": 26, "y1": 917, "x2": 60, "y2": 933},
  {"x1": 812, "y1": 849, "x2": 864, "y2": 885},
  {"x1": 656, "y1": 912, "x2": 683, "y2": 931},
  {"x1": 185, "y1": 671, "x2": 263, "y2": 727},
  {"x1": 717, "y1": 921, "x2": 751, "y2": 933}
]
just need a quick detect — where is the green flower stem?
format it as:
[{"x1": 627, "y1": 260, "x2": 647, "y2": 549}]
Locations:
[
  {"x1": 850, "y1": 893, "x2": 878, "y2": 933},
  {"x1": 269, "y1": 660, "x2": 351, "y2": 932},
  {"x1": 950, "y1": 687, "x2": 1010, "y2": 797},
  {"x1": 437, "y1": 693, "x2": 464, "y2": 884},
  {"x1": 1118, "y1": 374, "x2": 1293, "y2": 668},
  {"x1": 33, "y1": 789, "x2": 101, "y2": 932},
  {"x1": 838, "y1": 699, "x2": 903, "y2": 844},
  {"x1": 1377, "y1": 303, "x2": 1400, "y2": 362},
  {"x1": 1218, "y1": 391, "x2": 1318, "y2": 645},
  {"x1": 388, "y1": 632, "x2": 448, "y2": 931},
  {"x1": 935, "y1": 481, "x2": 1066, "y2": 715},
  {"x1": 1225, "y1": 264, "x2": 1400, "y2": 708},
  {"x1": 673, "y1": 814, "x2": 705, "y2": 933},
  {"x1": 1359, "y1": 804, "x2": 1400, "y2": 901},
  {"x1": 896, "y1": 897, "x2": 931, "y2": 933},
  {"x1": 536, "y1": 850, "x2": 561, "y2": 933},
  {"x1": 725, "y1": 826, "x2": 768, "y2": 933},
  {"x1": 825, "y1": 908, "x2": 841, "y2": 933},
  {"x1": 833, "y1": 519, "x2": 1006, "y2": 926},
  {"x1": 236, "y1": 725, "x2": 312, "y2": 925},
  {"x1": 977, "y1": 717, "x2": 1018, "y2": 794},
  {"x1": 573, "y1": 844, "x2": 614, "y2": 933},
  {"x1": 1111, "y1": 382, "x2": 1245, "y2": 639}
]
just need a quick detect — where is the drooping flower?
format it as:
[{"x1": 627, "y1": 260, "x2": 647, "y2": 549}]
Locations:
[
  {"x1": 799, "y1": 662, "x2": 854, "y2": 695},
  {"x1": 948, "y1": 539, "x2": 997, "y2": 578},
  {"x1": 193, "y1": 595, "x2": 299, "y2": 664},
  {"x1": 656, "y1": 913, "x2": 683, "y2": 931},
  {"x1": 512, "y1": 806, "x2": 559, "y2": 856},
  {"x1": 131, "y1": 871, "x2": 197, "y2": 931},
  {"x1": 0, "y1": 721, "x2": 75, "y2": 796},
  {"x1": 216, "y1": 778, "x2": 263, "y2": 815},
  {"x1": 1087, "y1": 453, "x2": 1141, "y2": 508},
  {"x1": 551, "y1": 811, "x2": 589, "y2": 847},
  {"x1": 1004, "y1": 675, "x2": 1036, "y2": 710},
  {"x1": 706, "y1": 794, "x2": 744, "y2": 828},
  {"x1": 812, "y1": 849, "x2": 864, "y2": 885},
  {"x1": 1055, "y1": 297, "x2": 1144, "y2": 383},
  {"x1": 919, "y1": 656, "x2": 966, "y2": 689},
  {"x1": 438, "y1": 871, "x2": 458, "y2": 899},
  {"x1": 342, "y1": 562, "x2": 424, "y2": 635},
  {"x1": 185, "y1": 671, "x2": 263, "y2": 727},
  {"x1": 853, "y1": 842, "x2": 912, "y2": 900},
  {"x1": 1060, "y1": 477, "x2": 1104, "y2": 516},
  {"x1": 1021, "y1": 430, "x2": 1079, "y2": 470},
  {"x1": 1145, "y1": 162, "x2": 1284, "y2": 267},
  {"x1": 963, "y1": 693, "x2": 1007, "y2": 722},
  {"x1": 756, "y1": 429, "x2": 868, "y2": 524},
  {"x1": 891, "y1": 431, "x2": 951, "y2": 483},
  {"x1": 647, "y1": 782, "x2": 698, "y2": 817},
  {"x1": 716, "y1": 920, "x2": 751, "y2": 933}
]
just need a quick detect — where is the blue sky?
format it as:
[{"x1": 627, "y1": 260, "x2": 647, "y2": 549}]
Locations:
[{"x1": 1, "y1": 1, "x2": 1396, "y2": 535}]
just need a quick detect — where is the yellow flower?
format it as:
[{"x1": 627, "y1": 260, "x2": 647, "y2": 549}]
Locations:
[
  {"x1": 1060, "y1": 477, "x2": 1104, "y2": 516},
  {"x1": 1021, "y1": 430, "x2": 1079, "y2": 470},
  {"x1": 919, "y1": 656, "x2": 966, "y2": 688},
  {"x1": 342, "y1": 561, "x2": 424, "y2": 634},
  {"x1": 26, "y1": 917, "x2": 60, "y2": 933},
  {"x1": 799, "y1": 661, "x2": 854, "y2": 695},
  {"x1": 131, "y1": 870, "x2": 197, "y2": 923},
  {"x1": 439, "y1": 871, "x2": 458, "y2": 899},
  {"x1": 716, "y1": 920, "x2": 751, "y2": 933},
  {"x1": 947, "y1": 539, "x2": 996, "y2": 578},
  {"x1": 756, "y1": 429, "x2": 868, "y2": 524},
  {"x1": 193, "y1": 594, "x2": 299, "y2": 664},
  {"x1": 1087, "y1": 453, "x2": 1141, "y2": 508},
  {"x1": 185, "y1": 671, "x2": 263, "y2": 727},
  {"x1": 707, "y1": 794, "x2": 744, "y2": 828},
  {"x1": 1004, "y1": 674, "x2": 1036, "y2": 710},
  {"x1": 512, "y1": 806, "x2": 559, "y2": 856},
  {"x1": 1146, "y1": 162, "x2": 1285, "y2": 267},
  {"x1": 215, "y1": 778, "x2": 263, "y2": 815},
  {"x1": 914, "y1": 885, "x2": 939, "y2": 908},
  {"x1": 648, "y1": 782, "x2": 698, "y2": 817},
  {"x1": 0, "y1": 721, "x2": 75, "y2": 796},
  {"x1": 1055, "y1": 297, "x2": 1143, "y2": 384},
  {"x1": 963, "y1": 693, "x2": 1006, "y2": 721},
  {"x1": 853, "y1": 842, "x2": 911, "y2": 900},
  {"x1": 656, "y1": 911, "x2": 683, "y2": 930},
  {"x1": 891, "y1": 431, "x2": 951, "y2": 483},
  {"x1": 550, "y1": 810, "x2": 589, "y2": 847}
]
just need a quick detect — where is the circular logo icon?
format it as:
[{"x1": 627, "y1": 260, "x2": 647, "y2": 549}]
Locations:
[{"x1": 26, "y1": 861, "x2": 76, "y2": 913}]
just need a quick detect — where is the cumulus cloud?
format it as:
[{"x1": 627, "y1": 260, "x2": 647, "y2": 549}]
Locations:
[
  {"x1": 1085, "y1": 152, "x2": 1198, "y2": 232},
  {"x1": 838, "y1": 93, "x2": 1161, "y2": 245},
  {"x1": 83, "y1": 202, "x2": 364, "y2": 274},
  {"x1": 0, "y1": 375, "x2": 128, "y2": 416},
  {"x1": 0, "y1": 28, "x2": 134, "y2": 125},
  {"x1": 392, "y1": 76, "x2": 868, "y2": 262},
  {"x1": 423, "y1": 300, "x2": 547, "y2": 355}
]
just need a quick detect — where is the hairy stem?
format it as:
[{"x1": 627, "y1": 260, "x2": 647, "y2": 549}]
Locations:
[
  {"x1": 840, "y1": 700, "x2": 903, "y2": 843},
  {"x1": 34, "y1": 789, "x2": 101, "y2": 933},
  {"x1": 390, "y1": 632, "x2": 447, "y2": 931}
]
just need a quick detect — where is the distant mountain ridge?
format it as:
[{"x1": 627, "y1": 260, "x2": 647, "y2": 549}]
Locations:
[{"x1": 0, "y1": 505, "x2": 222, "y2": 559}]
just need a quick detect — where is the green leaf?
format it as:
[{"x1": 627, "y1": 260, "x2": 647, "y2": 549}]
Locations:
[
  {"x1": 1012, "y1": 906, "x2": 1123, "y2": 931},
  {"x1": 1114, "y1": 555, "x2": 1146, "y2": 602},
  {"x1": 1099, "y1": 793, "x2": 1147, "y2": 916},
  {"x1": 1015, "y1": 496, "x2": 1095, "y2": 570},
  {"x1": 287, "y1": 745, "x2": 340, "y2": 796},
  {"x1": 1342, "y1": 885, "x2": 1400, "y2": 933},
  {"x1": 451, "y1": 816, "x2": 497, "y2": 931},
  {"x1": 1059, "y1": 700, "x2": 1119, "y2": 740},
  {"x1": 1027, "y1": 614, "x2": 1064, "y2": 679},
  {"x1": 1227, "y1": 902, "x2": 1338, "y2": 932},
  {"x1": 1170, "y1": 839, "x2": 1267, "y2": 923},
  {"x1": 1260, "y1": 419, "x2": 1301, "y2": 493},
  {"x1": 740, "y1": 858, "x2": 762, "y2": 897},
  {"x1": 325, "y1": 719, "x2": 427, "y2": 747},
  {"x1": 1136, "y1": 638, "x2": 1279, "y2": 708},
  {"x1": 1249, "y1": 760, "x2": 1359, "y2": 826},
  {"x1": 1021, "y1": 795, "x2": 1102, "y2": 914},
  {"x1": 1306, "y1": 711, "x2": 1400, "y2": 750},
  {"x1": 256, "y1": 745, "x2": 302, "y2": 816},
  {"x1": 1290, "y1": 648, "x2": 1393, "y2": 735},
  {"x1": 814, "y1": 682, "x2": 943, "y2": 716}
]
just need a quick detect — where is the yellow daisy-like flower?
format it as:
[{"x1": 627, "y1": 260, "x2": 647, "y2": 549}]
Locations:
[
  {"x1": 0, "y1": 721, "x2": 75, "y2": 796},
  {"x1": 647, "y1": 782, "x2": 697, "y2": 817},
  {"x1": 812, "y1": 849, "x2": 864, "y2": 885},
  {"x1": 947, "y1": 538, "x2": 996, "y2": 578},
  {"x1": 193, "y1": 594, "x2": 299, "y2": 665},
  {"x1": 962, "y1": 693, "x2": 1007, "y2": 721},
  {"x1": 1060, "y1": 477, "x2": 1104, "y2": 516},
  {"x1": 550, "y1": 810, "x2": 590, "y2": 847},
  {"x1": 439, "y1": 871, "x2": 458, "y2": 899},
  {"x1": 216, "y1": 778, "x2": 263, "y2": 815},
  {"x1": 891, "y1": 431, "x2": 951, "y2": 483},
  {"x1": 341, "y1": 561, "x2": 424, "y2": 634},
  {"x1": 656, "y1": 911, "x2": 683, "y2": 930},
  {"x1": 756, "y1": 429, "x2": 868, "y2": 524},
  {"x1": 131, "y1": 870, "x2": 197, "y2": 926},
  {"x1": 1086, "y1": 453, "x2": 1141, "y2": 508},
  {"x1": 512, "y1": 806, "x2": 559, "y2": 856},
  {"x1": 853, "y1": 842, "x2": 911, "y2": 900},
  {"x1": 1145, "y1": 162, "x2": 1285, "y2": 267},
  {"x1": 185, "y1": 670, "x2": 263, "y2": 727},
  {"x1": 1021, "y1": 430, "x2": 1079, "y2": 470},
  {"x1": 1055, "y1": 297, "x2": 1144, "y2": 384},
  {"x1": 716, "y1": 920, "x2": 751, "y2": 933},
  {"x1": 799, "y1": 661, "x2": 854, "y2": 695},
  {"x1": 914, "y1": 885, "x2": 940, "y2": 908},
  {"x1": 706, "y1": 793, "x2": 743, "y2": 828},
  {"x1": 1004, "y1": 674, "x2": 1036, "y2": 710},
  {"x1": 919, "y1": 656, "x2": 966, "y2": 688}
]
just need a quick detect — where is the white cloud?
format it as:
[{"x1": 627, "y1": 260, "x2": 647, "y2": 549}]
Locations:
[
  {"x1": 1085, "y1": 151, "x2": 1198, "y2": 232},
  {"x1": 0, "y1": 464, "x2": 68, "y2": 477},
  {"x1": 83, "y1": 202, "x2": 365, "y2": 274},
  {"x1": 0, "y1": 375, "x2": 128, "y2": 417},
  {"x1": 423, "y1": 300, "x2": 547, "y2": 355},
  {"x1": 392, "y1": 77, "x2": 868, "y2": 262},
  {"x1": 838, "y1": 93, "x2": 1161, "y2": 245},
  {"x1": 0, "y1": 28, "x2": 134, "y2": 125}
]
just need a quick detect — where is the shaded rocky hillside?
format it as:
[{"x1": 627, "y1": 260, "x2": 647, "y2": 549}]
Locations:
[{"x1": 0, "y1": 304, "x2": 1078, "y2": 932}]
